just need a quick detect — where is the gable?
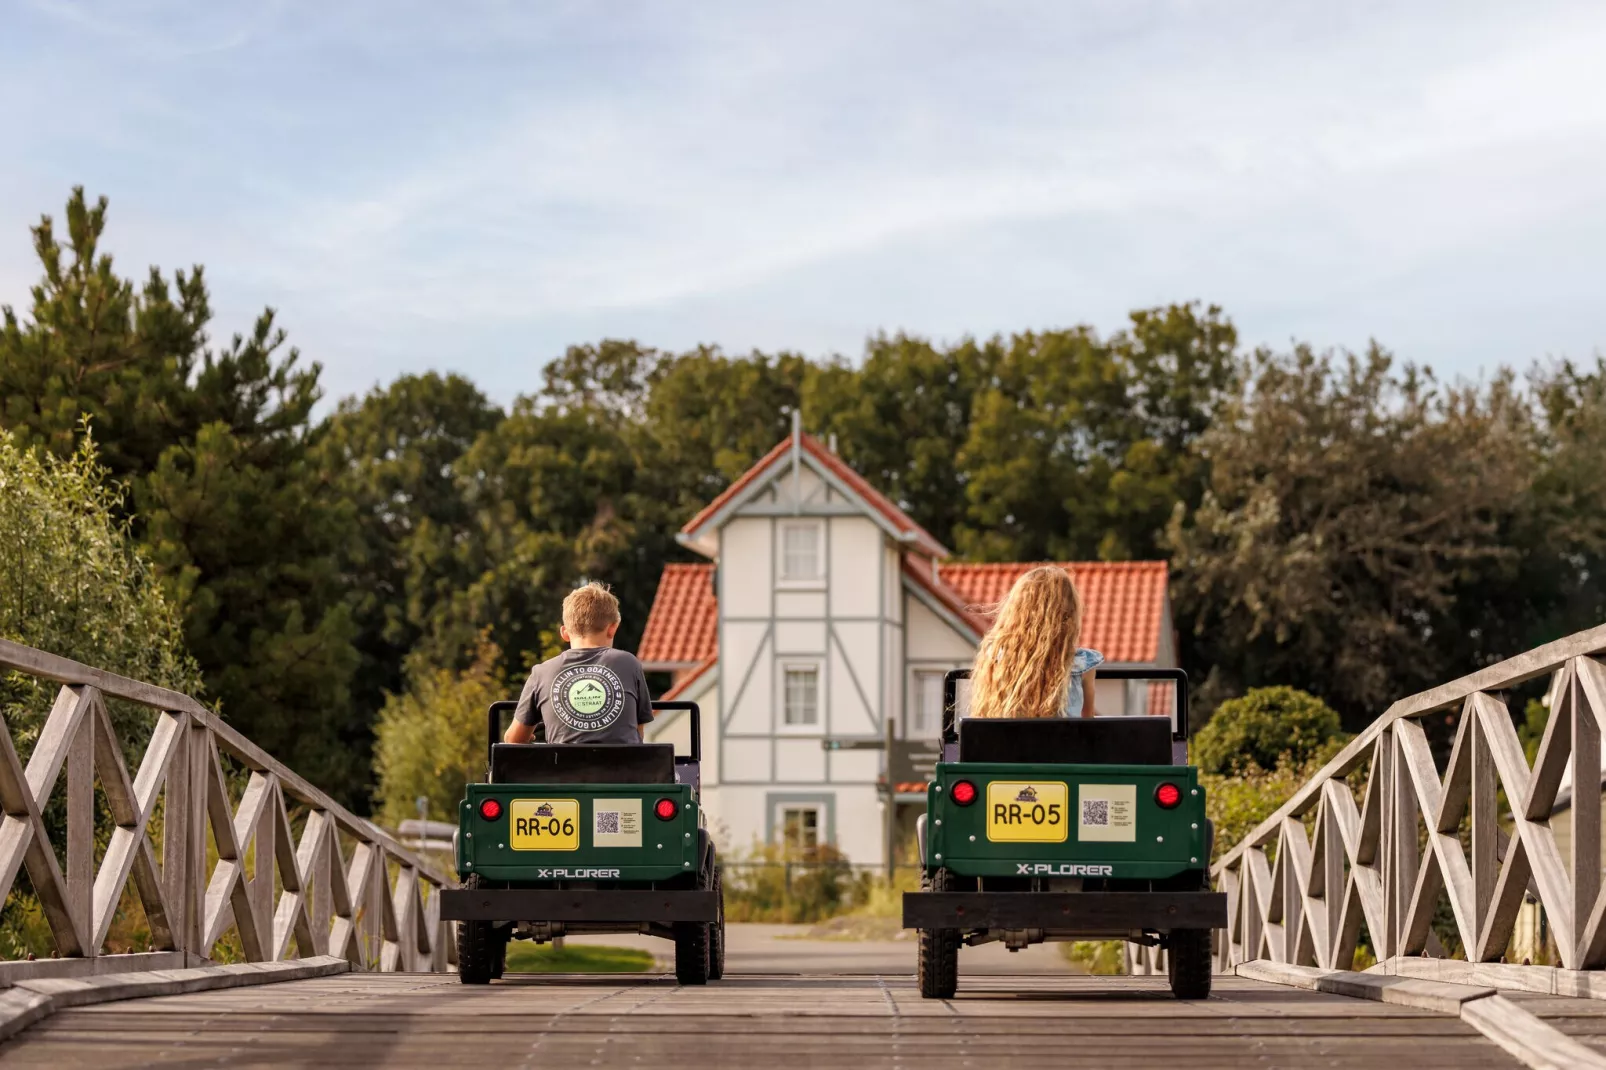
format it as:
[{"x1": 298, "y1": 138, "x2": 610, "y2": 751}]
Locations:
[{"x1": 678, "y1": 432, "x2": 947, "y2": 559}]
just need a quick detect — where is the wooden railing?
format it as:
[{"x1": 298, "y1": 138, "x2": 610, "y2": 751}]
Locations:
[
  {"x1": 1212, "y1": 623, "x2": 1606, "y2": 975},
  {"x1": 0, "y1": 639, "x2": 454, "y2": 983}
]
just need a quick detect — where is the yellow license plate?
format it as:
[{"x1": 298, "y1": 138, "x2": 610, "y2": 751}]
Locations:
[
  {"x1": 510, "y1": 799, "x2": 580, "y2": 851},
  {"x1": 985, "y1": 781, "x2": 1069, "y2": 843}
]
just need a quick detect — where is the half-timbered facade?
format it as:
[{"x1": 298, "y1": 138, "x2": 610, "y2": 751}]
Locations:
[{"x1": 636, "y1": 424, "x2": 1175, "y2": 865}]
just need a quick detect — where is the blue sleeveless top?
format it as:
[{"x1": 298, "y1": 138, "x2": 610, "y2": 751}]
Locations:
[{"x1": 1066, "y1": 648, "x2": 1105, "y2": 717}]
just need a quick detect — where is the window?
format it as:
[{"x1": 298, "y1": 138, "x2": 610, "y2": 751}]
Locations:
[
  {"x1": 784, "y1": 666, "x2": 819, "y2": 726},
  {"x1": 780, "y1": 521, "x2": 821, "y2": 581},
  {"x1": 909, "y1": 670, "x2": 945, "y2": 738},
  {"x1": 781, "y1": 806, "x2": 821, "y2": 855}
]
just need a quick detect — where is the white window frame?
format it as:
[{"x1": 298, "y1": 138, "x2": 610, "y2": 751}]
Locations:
[
  {"x1": 776, "y1": 519, "x2": 825, "y2": 587},
  {"x1": 779, "y1": 661, "x2": 822, "y2": 732},
  {"x1": 778, "y1": 804, "x2": 823, "y2": 856},
  {"x1": 907, "y1": 668, "x2": 947, "y2": 740}
]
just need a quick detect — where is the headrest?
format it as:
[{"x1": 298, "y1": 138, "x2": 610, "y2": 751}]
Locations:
[
  {"x1": 490, "y1": 743, "x2": 676, "y2": 785},
  {"x1": 957, "y1": 716, "x2": 1172, "y2": 766}
]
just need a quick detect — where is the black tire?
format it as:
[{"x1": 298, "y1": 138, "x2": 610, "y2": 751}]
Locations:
[
  {"x1": 489, "y1": 928, "x2": 508, "y2": 980},
  {"x1": 455, "y1": 875, "x2": 501, "y2": 985},
  {"x1": 708, "y1": 864, "x2": 726, "y2": 981},
  {"x1": 917, "y1": 867, "x2": 960, "y2": 999},
  {"x1": 1168, "y1": 928, "x2": 1212, "y2": 1000},
  {"x1": 674, "y1": 919, "x2": 711, "y2": 985}
]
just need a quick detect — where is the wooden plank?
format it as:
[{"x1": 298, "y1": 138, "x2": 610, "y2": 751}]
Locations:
[
  {"x1": 65, "y1": 692, "x2": 94, "y2": 955},
  {"x1": 1398, "y1": 719, "x2": 1477, "y2": 941},
  {"x1": 1527, "y1": 664, "x2": 1573, "y2": 820},
  {"x1": 1214, "y1": 622, "x2": 1606, "y2": 874},
  {"x1": 0, "y1": 697, "x2": 84, "y2": 955},
  {"x1": 1460, "y1": 993, "x2": 1606, "y2": 1070},
  {"x1": 1576, "y1": 658, "x2": 1606, "y2": 968},
  {"x1": 1573, "y1": 659, "x2": 1602, "y2": 968},
  {"x1": 1476, "y1": 692, "x2": 1576, "y2": 961},
  {"x1": 0, "y1": 638, "x2": 447, "y2": 885}
]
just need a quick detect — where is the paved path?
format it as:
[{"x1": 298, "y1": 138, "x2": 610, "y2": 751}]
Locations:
[
  {"x1": 2, "y1": 971, "x2": 1526, "y2": 1069},
  {"x1": 581, "y1": 922, "x2": 1078, "y2": 974}
]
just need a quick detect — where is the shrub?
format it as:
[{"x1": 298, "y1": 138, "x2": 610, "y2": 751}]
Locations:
[
  {"x1": 722, "y1": 841, "x2": 871, "y2": 923},
  {"x1": 1193, "y1": 686, "x2": 1345, "y2": 776},
  {"x1": 0, "y1": 428, "x2": 202, "y2": 958},
  {"x1": 372, "y1": 636, "x2": 508, "y2": 825}
]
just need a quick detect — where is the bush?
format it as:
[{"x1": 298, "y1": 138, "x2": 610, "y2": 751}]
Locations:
[
  {"x1": 0, "y1": 428, "x2": 202, "y2": 711},
  {"x1": 372, "y1": 636, "x2": 508, "y2": 825},
  {"x1": 0, "y1": 428, "x2": 202, "y2": 958},
  {"x1": 722, "y1": 841, "x2": 872, "y2": 923},
  {"x1": 1193, "y1": 686, "x2": 1345, "y2": 776}
]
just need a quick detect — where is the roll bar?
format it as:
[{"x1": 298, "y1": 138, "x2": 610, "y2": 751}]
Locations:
[
  {"x1": 486, "y1": 698, "x2": 702, "y2": 770},
  {"x1": 940, "y1": 666, "x2": 1191, "y2": 745}
]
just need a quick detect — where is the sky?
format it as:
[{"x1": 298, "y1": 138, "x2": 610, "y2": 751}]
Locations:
[{"x1": 3, "y1": 0, "x2": 1604, "y2": 407}]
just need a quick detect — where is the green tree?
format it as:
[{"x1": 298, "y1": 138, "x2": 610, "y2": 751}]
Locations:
[
  {"x1": 0, "y1": 189, "x2": 364, "y2": 802},
  {"x1": 317, "y1": 373, "x2": 503, "y2": 712},
  {"x1": 808, "y1": 334, "x2": 992, "y2": 551},
  {"x1": 1193, "y1": 686, "x2": 1345, "y2": 775},
  {"x1": 373, "y1": 638, "x2": 507, "y2": 825},
  {"x1": 1167, "y1": 345, "x2": 1535, "y2": 723},
  {"x1": 956, "y1": 304, "x2": 1237, "y2": 562}
]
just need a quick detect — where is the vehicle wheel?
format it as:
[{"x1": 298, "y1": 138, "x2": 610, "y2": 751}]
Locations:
[
  {"x1": 1168, "y1": 928, "x2": 1212, "y2": 1000},
  {"x1": 708, "y1": 864, "x2": 726, "y2": 981},
  {"x1": 489, "y1": 928, "x2": 508, "y2": 980},
  {"x1": 456, "y1": 878, "x2": 498, "y2": 985},
  {"x1": 917, "y1": 867, "x2": 960, "y2": 1000},
  {"x1": 674, "y1": 919, "x2": 711, "y2": 985}
]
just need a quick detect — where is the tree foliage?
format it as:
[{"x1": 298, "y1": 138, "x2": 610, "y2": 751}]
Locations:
[
  {"x1": 1193, "y1": 686, "x2": 1345, "y2": 776},
  {"x1": 1167, "y1": 346, "x2": 1540, "y2": 723},
  {"x1": 0, "y1": 189, "x2": 364, "y2": 801},
  {"x1": 372, "y1": 637, "x2": 508, "y2": 825},
  {"x1": 0, "y1": 427, "x2": 201, "y2": 735}
]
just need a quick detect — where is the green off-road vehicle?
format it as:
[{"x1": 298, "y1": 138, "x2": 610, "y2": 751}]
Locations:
[
  {"x1": 903, "y1": 668, "x2": 1225, "y2": 999},
  {"x1": 439, "y1": 700, "x2": 724, "y2": 984}
]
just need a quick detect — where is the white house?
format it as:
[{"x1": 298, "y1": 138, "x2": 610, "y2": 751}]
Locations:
[{"x1": 635, "y1": 425, "x2": 1176, "y2": 866}]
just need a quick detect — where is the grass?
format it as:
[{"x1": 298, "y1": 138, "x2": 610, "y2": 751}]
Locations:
[{"x1": 503, "y1": 942, "x2": 656, "y2": 974}]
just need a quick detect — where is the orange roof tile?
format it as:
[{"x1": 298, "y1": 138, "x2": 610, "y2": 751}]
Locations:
[
  {"x1": 681, "y1": 432, "x2": 949, "y2": 558},
  {"x1": 637, "y1": 563, "x2": 718, "y2": 667},
  {"x1": 938, "y1": 561, "x2": 1169, "y2": 664}
]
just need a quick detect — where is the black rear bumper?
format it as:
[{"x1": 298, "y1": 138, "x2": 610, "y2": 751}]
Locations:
[
  {"x1": 902, "y1": 891, "x2": 1226, "y2": 932},
  {"x1": 440, "y1": 888, "x2": 718, "y2": 924}
]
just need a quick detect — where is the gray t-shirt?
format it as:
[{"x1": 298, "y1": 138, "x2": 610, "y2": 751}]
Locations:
[{"x1": 513, "y1": 647, "x2": 653, "y2": 744}]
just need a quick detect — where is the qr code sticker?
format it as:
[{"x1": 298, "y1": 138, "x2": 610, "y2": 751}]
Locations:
[
  {"x1": 595, "y1": 811, "x2": 621, "y2": 835},
  {"x1": 1082, "y1": 799, "x2": 1109, "y2": 827}
]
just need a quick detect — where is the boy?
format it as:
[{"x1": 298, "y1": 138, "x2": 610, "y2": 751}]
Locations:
[{"x1": 504, "y1": 582, "x2": 654, "y2": 744}]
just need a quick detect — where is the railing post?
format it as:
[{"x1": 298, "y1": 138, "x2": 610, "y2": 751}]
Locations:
[
  {"x1": 1572, "y1": 662, "x2": 1600, "y2": 966},
  {"x1": 1472, "y1": 704, "x2": 1498, "y2": 958},
  {"x1": 66, "y1": 693, "x2": 95, "y2": 958}
]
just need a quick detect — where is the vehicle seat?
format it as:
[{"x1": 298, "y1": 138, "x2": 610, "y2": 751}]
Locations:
[
  {"x1": 490, "y1": 743, "x2": 676, "y2": 784},
  {"x1": 957, "y1": 717, "x2": 1171, "y2": 766}
]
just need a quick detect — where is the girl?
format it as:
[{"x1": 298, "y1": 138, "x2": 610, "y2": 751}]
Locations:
[{"x1": 968, "y1": 565, "x2": 1103, "y2": 719}]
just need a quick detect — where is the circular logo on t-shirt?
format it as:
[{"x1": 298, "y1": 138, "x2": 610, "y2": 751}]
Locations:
[{"x1": 550, "y1": 664, "x2": 626, "y2": 733}]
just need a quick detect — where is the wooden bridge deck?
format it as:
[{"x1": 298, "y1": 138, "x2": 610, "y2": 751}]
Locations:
[{"x1": 0, "y1": 972, "x2": 1535, "y2": 1069}]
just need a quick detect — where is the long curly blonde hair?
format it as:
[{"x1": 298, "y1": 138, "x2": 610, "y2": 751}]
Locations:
[{"x1": 968, "y1": 566, "x2": 1083, "y2": 719}]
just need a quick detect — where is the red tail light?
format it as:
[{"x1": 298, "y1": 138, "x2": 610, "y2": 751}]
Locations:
[
  {"x1": 1155, "y1": 783, "x2": 1182, "y2": 809},
  {"x1": 479, "y1": 798, "x2": 503, "y2": 820},
  {"x1": 654, "y1": 798, "x2": 679, "y2": 820},
  {"x1": 950, "y1": 780, "x2": 978, "y2": 806}
]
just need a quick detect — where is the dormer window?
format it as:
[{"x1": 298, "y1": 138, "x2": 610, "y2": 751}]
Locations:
[{"x1": 779, "y1": 520, "x2": 822, "y2": 582}]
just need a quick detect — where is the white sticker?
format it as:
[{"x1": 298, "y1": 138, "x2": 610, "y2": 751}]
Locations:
[
  {"x1": 1077, "y1": 784, "x2": 1137, "y2": 842},
  {"x1": 591, "y1": 798, "x2": 643, "y2": 848}
]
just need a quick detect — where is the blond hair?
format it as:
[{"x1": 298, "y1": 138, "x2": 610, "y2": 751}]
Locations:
[
  {"x1": 968, "y1": 566, "x2": 1083, "y2": 719},
  {"x1": 563, "y1": 582, "x2": 621, "y2": 637}
]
